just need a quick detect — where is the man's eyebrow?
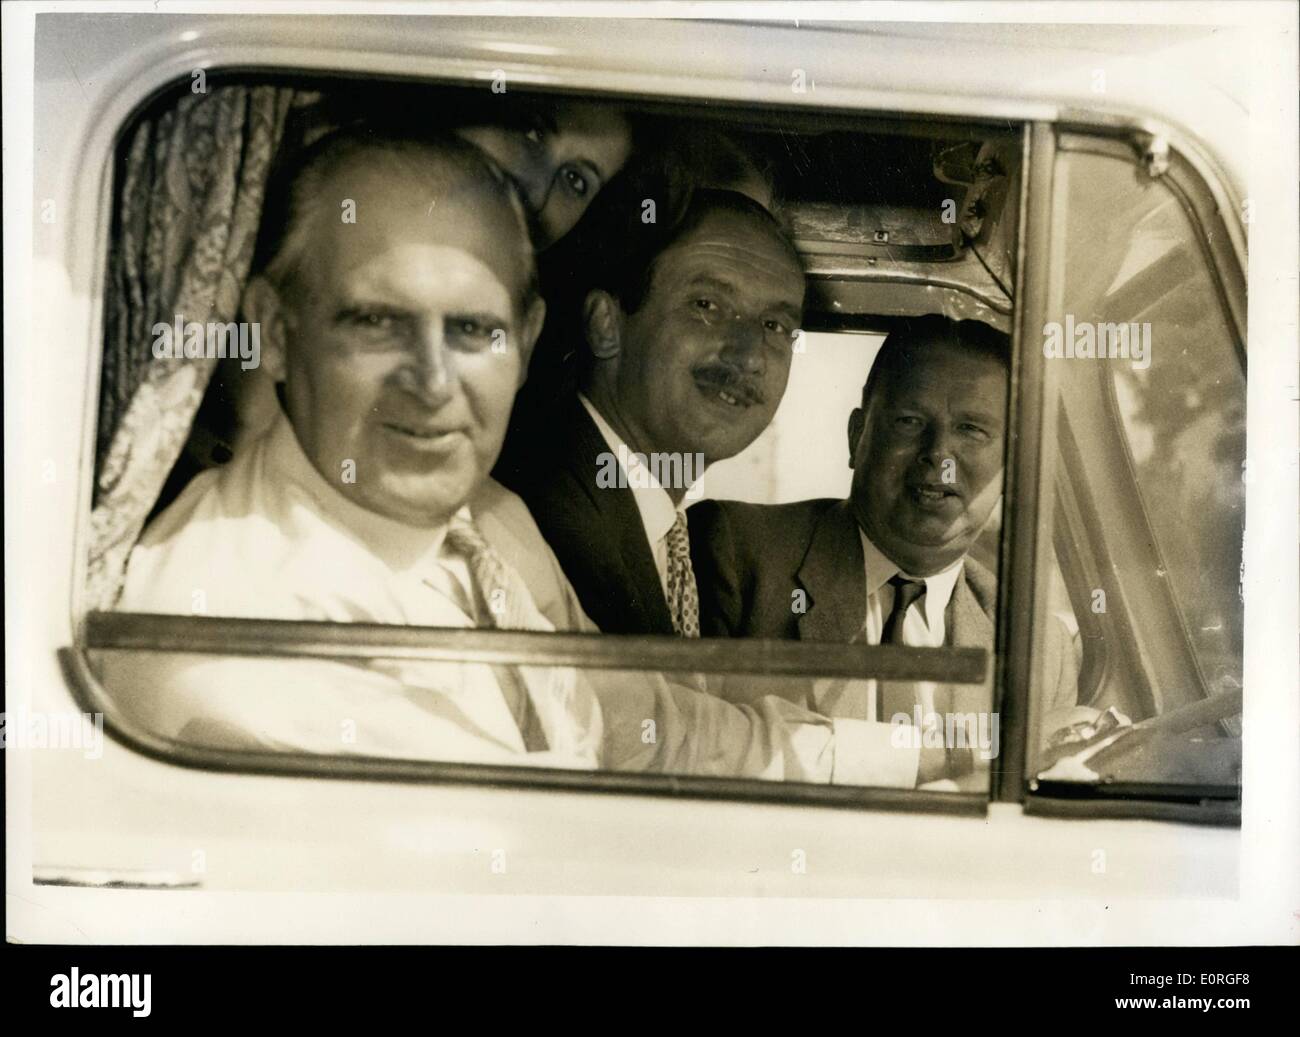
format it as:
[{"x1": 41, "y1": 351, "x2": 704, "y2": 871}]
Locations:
[
  {"x1": 957, "y1": 407, "x2": 1006, "y2": 425},
  {"x1": 883, "y1": 395, "x2": 1002, "y2": 421},
  {"x1": 685, "y1": 274, "x2": 738, "y2": 294},
  {"x1": 334, "y1": 301, "x2": 411, "y2": 319},
  {"x1": 447, "y1": 309, "x2": 511, "y2": 327}
]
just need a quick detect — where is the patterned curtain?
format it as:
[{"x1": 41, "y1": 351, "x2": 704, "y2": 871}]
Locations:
[{"x1": 87, "y1": 85, "x2": 306, "y2": 611}]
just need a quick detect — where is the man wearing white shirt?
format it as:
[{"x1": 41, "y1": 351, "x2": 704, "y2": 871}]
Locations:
[
  {"x1": 112, "y1": 128, "x2": 597, "y2": 766},
  {"x1": 108, "y1": 128, "x2": 929, "y2": 786}
]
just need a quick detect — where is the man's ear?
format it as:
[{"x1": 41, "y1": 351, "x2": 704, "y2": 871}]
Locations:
[
  {"x1": 242, "y1": 275, "x2": 291, "y2": 382},
  {"x1": 515, "y1": 295, "x2": 547, "y2": 388},
  {"x1": 583, "y1": 289, "x2": 624, "y2": 361},
  {"x1": 847, "y1": 406, "x2": 866, "y2": 469}
]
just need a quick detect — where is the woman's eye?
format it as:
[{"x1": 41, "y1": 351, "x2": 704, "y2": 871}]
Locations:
[
  {"x1": 354, "y1": 313, "x2": 393, "y2": 330},
  {"x1": 763, "y1": 319, "x2": 789, "y2": 335},
  {"x1": 562, "y1": 166, "x2": 589, "y2": 197},
  {"x1": 693, "y1": 298, "x2": 717, "y2": 312},
  {"x1": 454, "y1": 319, "x2": 486, "y2": 337}
]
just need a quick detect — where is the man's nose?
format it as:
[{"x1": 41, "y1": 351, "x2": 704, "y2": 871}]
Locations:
[
  {"x1": 400, "y1": 322, "x2": 456, "y2": 403},
  {"x1": 717, "y1": 317, "x2": 766, "y2": 374},
  {"x1": 919, "y1": 424, "x2": 958, "y2": 469}
]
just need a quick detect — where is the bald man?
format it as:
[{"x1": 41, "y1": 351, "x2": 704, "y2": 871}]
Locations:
[{"x1": 112, "y1": 129, "x2": 948, "y2": 787}]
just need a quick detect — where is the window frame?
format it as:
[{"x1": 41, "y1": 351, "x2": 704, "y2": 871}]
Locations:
[
  {"x1": 66, "y1": 616, "x2": 989, "y2": 816},
  {"x1": 68, "y1": 60, "x2": 1243, "y2": 824},
  {"x1": 1013, "y1": 129, "x2": 1246, "y2": 824}
]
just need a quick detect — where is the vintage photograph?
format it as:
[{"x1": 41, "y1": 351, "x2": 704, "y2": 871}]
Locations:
[{"x1": 5, "y1": 1, "x2": 1297, "y2": 958}]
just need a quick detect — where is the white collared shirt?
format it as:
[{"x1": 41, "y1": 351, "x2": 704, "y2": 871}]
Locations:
[
  {"x1": 858, "y1": 529, "x2": 963, "y2": 648},
  {"x1": 811, "y1": 529, "x2": 963, "y2": 732},
  {"x1": 578, "y1": 392, "x2": 685, "y2": 599},
  {"x1": 116, "y1": 413, "x2": 603, "y2": 767}
]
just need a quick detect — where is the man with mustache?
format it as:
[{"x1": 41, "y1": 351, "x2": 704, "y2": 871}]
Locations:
[
  {"x1": 111, "y1": 129, "x2": 939, "y2": 786},
  {"x1": 689, "y1": 316, "x2": 1079, "y2": 775},
  {"x1": 506, "y1": 189, "x2": 805, "y2": 636}
]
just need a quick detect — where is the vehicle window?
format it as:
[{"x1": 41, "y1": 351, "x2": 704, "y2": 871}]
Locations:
[
  {"x1": 1030, "y1": 142, "x2": 1244, "y2": 798},
  {"x1": 80, "y1": 73, "x2": 1034, "y2": 804},
  {"x1": 86, "y1": 639, "x2": 993, "y2": 793}
]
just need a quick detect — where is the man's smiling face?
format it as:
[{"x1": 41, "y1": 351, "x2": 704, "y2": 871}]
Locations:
[
  {"x1": 258, "y1": 156, "x2": 541, "y2": 527},
  {"x1": 848, "y1": 340, "x2": 1007, "y2": 576},
  {"x1": 599, "y1": 207, "x2": 805, "y2": 465}
]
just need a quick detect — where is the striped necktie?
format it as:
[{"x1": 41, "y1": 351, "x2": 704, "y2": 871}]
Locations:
[{"x1": 443, "y1": 517, "x2": 552, "y2": 751}]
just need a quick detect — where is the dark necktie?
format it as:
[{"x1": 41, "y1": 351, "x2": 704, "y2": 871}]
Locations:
[
  {"x1": 881, "y1": 574, "x2": 927, "y2": 644},
  {"x1": 877, "y1": 574, "x2": 927, "y2": 721}
]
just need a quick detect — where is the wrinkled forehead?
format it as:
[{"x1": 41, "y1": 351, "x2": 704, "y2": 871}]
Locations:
[
  {"x1": 308, "y1": 154, "x2": 534, "y2": 305},
  {"x1": 658, "y1": 209, "x2": 804, "y2": 292},
  {"x1": 871, "y1": 340, "x2": 1009, "y2": 408}
]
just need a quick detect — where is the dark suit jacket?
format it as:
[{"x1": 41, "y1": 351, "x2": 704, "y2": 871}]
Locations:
[{"x1": 497, "y1": 395, "x2": 675, "y2": 636}]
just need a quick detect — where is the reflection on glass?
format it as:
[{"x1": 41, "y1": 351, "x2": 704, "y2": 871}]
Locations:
[
  {"x1": 1035, "y1": 149, "x2": 1243, "y2": 792},
  {"x1": 90, "y1": 646, "x2": 994, "y2": 792}
]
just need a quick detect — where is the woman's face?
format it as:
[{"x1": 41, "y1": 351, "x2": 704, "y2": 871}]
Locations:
[{"x1": 456, "y1": 101, "x2": 632, "y2": 249}]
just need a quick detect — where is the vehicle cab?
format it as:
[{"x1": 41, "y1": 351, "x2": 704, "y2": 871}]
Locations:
[{"x1": 8, "y1": 9, "x2": 1294, "y2": 944}]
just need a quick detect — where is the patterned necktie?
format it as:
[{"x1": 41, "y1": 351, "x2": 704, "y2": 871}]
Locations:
[
  {"x1": 443, "y1": 516, "x2": 552, "y2": 751},
  {"x1": 877, "y1": 574, "x2": 927, "y2": 722},
  {"x1": 664, "y1": 511, "x2": 701, "y2": 638}
]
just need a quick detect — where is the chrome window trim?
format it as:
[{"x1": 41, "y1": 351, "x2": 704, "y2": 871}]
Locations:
[{"x1": 83, "y1": 612, "x2": 990, "y2": 684}]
